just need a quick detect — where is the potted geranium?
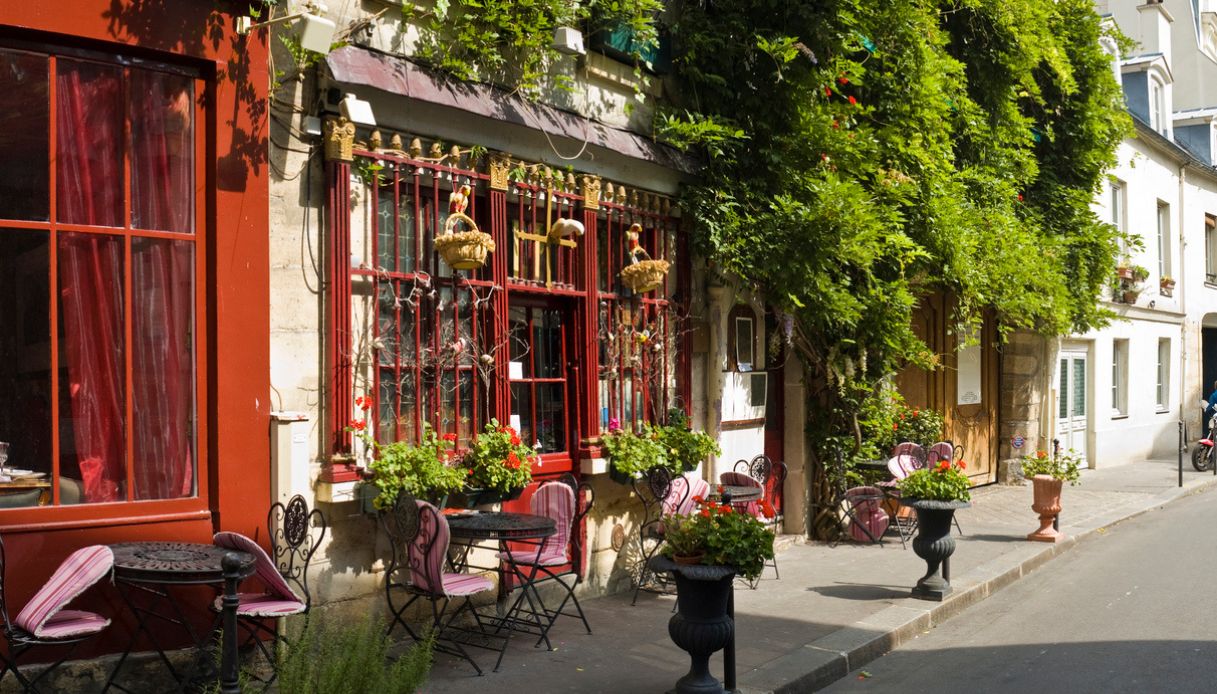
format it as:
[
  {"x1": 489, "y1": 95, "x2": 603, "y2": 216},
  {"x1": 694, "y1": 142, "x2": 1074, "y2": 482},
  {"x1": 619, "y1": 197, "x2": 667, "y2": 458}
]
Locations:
[
  {"x1": 650, "y1": 497, "x2": 776, "y2": 692},
  {"x1": 451, "y1": 420, "x2": 535, "y2": 507},
  {"x1": 602, "y1": 419, "x2": 670, "y2": 484},
  {"x1": 1160, "y1": 275, "x2": 1176, "y2": 296},
  {"x1": 1021, "y1": 449, "x2": 1081, "y2": 543},
  {"x1": 898, "y1": 458, "x2": 971, "y2": 601},
  {"x1": 348, "y1": 398, "x2": 467, "y2": 512}
]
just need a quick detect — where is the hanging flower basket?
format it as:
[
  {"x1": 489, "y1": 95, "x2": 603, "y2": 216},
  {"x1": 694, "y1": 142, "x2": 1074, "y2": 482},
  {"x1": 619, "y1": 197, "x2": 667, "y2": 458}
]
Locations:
[
  {"x1": 620, "y1": 259, "x2": 671, "y2": 294},
  {"x1": 436, "y1": 212, "x2": 495, "y2": 270}
]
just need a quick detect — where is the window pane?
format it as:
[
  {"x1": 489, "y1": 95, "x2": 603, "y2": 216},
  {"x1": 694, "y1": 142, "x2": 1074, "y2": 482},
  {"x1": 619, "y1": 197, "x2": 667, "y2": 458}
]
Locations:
[
  {"x1": 0, "y1": 231, "x2": 52, "y2": 507},
  {"x1": 398, "y1": 181, "x2": 416, "y2": 272},
  {"x1": 536, "y1": 382, "x2": 565, "y2": 453},
  {"x1": 1071, "y1": 358, "x2": 1085, "y2": 417},
  {"x1": 376, "y1": 180, "x2": 395, "y2": 270},
  {"x1": 511, "y1": 382, "x2": 533, "y2": 451},
  {"x1": 130, "y1": 70, "x2": 193, "y2": 232},
  {"x1": 0, "y1": 51, "x2": 49, "y2": 221},
  {"x1": 58, "y1": 232, "x2": 126, "y2": 502},
  {"x1": 132, "y1": 238, "x2": 196, "y2": 499},
  {"x1": 57, "y1": 60, "x2": 123, "y2": 227},
  {"x1": 1058, "y1": 359, "x2": 1068, "y2": 420}
]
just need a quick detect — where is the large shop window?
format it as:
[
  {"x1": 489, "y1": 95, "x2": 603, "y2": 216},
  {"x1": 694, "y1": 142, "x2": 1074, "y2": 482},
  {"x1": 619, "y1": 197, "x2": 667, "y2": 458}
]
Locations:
[{"x1": 0, "y1": 46, "x2": 201, "y2": 508}]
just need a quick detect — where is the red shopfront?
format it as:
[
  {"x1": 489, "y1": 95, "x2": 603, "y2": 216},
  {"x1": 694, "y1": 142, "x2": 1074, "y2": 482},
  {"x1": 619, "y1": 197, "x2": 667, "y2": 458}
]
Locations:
[
  {"x1": 0, "y1": 0, "x2": 271, "y2": 655},
  {"x1": 323, "y1": 127, "x2": 692, "y2": 500}
]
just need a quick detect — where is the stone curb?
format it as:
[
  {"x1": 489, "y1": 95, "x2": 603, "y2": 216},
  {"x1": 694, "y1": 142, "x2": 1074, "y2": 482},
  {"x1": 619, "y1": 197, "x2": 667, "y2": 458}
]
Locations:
[{"x1": 736, "y1": 472, "x2": 1217, "y2": 694}]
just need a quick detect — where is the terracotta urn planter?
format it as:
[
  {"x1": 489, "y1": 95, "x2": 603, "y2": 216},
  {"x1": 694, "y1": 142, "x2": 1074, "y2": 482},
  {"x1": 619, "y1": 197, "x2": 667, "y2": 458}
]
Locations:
[
  {"x1": 649, "y1": 556, "x2": 736, "y2": 694},
  {"x1": 1027, "y1": 474, "x2": 1065, "y2": 543},
  {"x1": 904, "y1": 499, "x2": 970, "y2": 601}
]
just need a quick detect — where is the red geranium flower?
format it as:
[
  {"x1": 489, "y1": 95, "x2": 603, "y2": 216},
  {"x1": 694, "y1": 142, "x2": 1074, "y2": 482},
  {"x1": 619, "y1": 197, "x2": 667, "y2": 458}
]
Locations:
[
  {"x1": 848, "y1": 95, "x2": 857, "y2": 106},
  {"x1": 760, "y1": 499, "x2": 776, "y2": 519},
  {"x1": 824, "y1": 86, "x2": 833, "y2": 97},
  {"x1": 442, "y1": 432, "x2": 457, "y2": 442},
  {"x1": 717, "y1": 485, "x2": 725, "y2": 494},
  {"x1": 510, "y1": 434, "x2": 522, "y2": 446},
  {"x1": 937, "y1": 460, "x2": 950, "y2": 472},
  {"x1": 348, "y1": 418, "x2": 366, "y2": 431},
  {"x1": 958, "y1": 460, "x2": 967, "y2": 470},
  {"x1": 507, "y1": 452, "x2": 520, "y2": 469},
  {"x1": 700, "y1": 509, "x2": 711, "y2": 519},
  {"x1": 718, "y1": 505, "x2": 732, "y2": 515},
  {"x1": 838, "y1": 76, "x2": 849, "y2": 85},
  {"x1": 692, "y1": 495, "x2": 704, "y2": 504}
]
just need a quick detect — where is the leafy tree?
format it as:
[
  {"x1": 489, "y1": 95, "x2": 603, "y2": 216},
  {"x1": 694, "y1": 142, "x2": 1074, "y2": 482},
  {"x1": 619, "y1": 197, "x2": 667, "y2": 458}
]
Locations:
[{"x1": 661, "y1": 0, "x2": 1129, "y2": 533}]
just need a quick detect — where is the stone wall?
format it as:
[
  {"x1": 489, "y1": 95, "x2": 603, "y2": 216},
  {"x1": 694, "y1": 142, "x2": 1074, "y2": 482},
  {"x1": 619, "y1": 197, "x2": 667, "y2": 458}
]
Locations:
[{"x1": 997, "y1": 330, "x2": 1055, "y2": 483}]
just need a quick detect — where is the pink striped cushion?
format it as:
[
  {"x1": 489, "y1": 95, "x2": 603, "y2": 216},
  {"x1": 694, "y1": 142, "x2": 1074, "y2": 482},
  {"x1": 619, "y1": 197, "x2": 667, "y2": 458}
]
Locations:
[
  {"x1": 496, "y1": 548, "x2": 569, "y2": 567},
  {"x1": 441, "y1": 572, "x2": 493, "y2": 597},
  {"x1": 675, "y1": 477, "x2": 710, "y2": 516},
  {"x1": 531, "y1": 481, "x2": 575, "y2": 557},
  {"x1": 845, "y1": 486, "x2": 889, "y2": 542},
  {"x1": 214, "y1": 532, "x2": 302, "y2": 603},
  {"x1": 29, "y1": 609, "x2": 109, "y2": 639},
  {"x1": 719, "y1": 472, "x2": 762, "y2": 516},
  {"x1": 662, "y1": 476, "x2": 690, "y2": 516},
  {"x1": 14, "y1": 545, "x2": 113, "y2": 639},
  {"x1": 409, "y1": 501, "x2": 450, "y2": 595},
  {"x1": 212, "y1": 592, "x2": 307, "y2": 618},
  {"x1": 928, "y1": 442, "x2": 953, "y2": 466}
]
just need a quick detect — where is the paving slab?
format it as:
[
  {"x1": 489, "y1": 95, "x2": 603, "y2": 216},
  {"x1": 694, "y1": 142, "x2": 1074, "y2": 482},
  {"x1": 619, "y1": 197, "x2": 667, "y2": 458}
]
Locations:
[{"x1": 424, "y1": 458, "x2": 1217, "y2": 693}]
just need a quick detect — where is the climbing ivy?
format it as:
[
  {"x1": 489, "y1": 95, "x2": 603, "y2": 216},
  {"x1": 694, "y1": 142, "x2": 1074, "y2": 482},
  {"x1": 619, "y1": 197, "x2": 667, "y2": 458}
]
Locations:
[
  {"x1": 660, "y1": 0, "x2": 1130, "y2": 532},
  {"x1": 408, "y1": 0, "x2": 663, "y2": 97}
]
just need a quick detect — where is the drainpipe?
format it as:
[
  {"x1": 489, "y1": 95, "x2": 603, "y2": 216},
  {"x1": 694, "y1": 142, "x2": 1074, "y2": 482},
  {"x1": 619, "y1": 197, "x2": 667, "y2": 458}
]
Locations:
[{"x1": 1179, "y1": 164, "x2": 1188, "y2": 432}]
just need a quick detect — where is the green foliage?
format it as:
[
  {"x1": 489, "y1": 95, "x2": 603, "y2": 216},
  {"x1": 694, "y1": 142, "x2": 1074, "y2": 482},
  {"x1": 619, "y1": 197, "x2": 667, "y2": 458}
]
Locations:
[
  {"x1": 364, "y1": 426, "x2": 468, "y2": 510},
  {"x1": 1022, "y1": 449, "x2": 1082, "y2": 485},
  {"x1": 657, "y1": 409, "x2": 721, "y2": 471},
  {"x1": 661, "y1": 498, "x2": 776, "y2": 580},
  {"x1": 898, "y1": 460, "x2": 971, "y2": 502},
  {"x1": 461, "y1": 419, "x2": 535, "y2": 493},
  {"x1": 663, "y1": 0, "x2": 1129, "y2": 518},
  {"x1": 276, "y1": 617, "x2": 434, "y2": 694},
  {"x1": 602, "y1": 424, "x2": 670, "y2": 478},
  {"x1": 410, "y1": 0, "x2": 663, "y2": 98}
]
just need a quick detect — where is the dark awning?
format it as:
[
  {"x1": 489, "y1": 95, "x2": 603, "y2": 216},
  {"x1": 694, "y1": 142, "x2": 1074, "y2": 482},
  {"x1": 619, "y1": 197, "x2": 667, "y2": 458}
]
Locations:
[{"x1": 325, "y1": 46, "x2": 698, "y2": 174}]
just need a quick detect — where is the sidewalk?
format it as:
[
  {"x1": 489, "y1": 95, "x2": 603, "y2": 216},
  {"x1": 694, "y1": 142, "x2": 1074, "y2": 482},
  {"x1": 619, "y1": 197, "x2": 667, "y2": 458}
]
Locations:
[{"x1": 424, "y1": 458, "x2": 1217, "y2": 693}]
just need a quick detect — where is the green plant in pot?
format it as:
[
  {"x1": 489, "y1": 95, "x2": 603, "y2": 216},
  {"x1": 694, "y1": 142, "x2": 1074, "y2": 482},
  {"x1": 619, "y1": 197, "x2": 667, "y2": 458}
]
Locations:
[
  {"x1": 658, "y1": 408, "x2": 721, "y2": 472},
  {"x1": 348, "y1": 398, "x2": 466, "y2": 511},
  {"x1": 452, "y1": 419, "x2": 535, "y2": 507},
  {"x1": 898, "y1": 459, "x2": 971, "y2": 601},
  {"x1": 602, "y1": 420, "x2": 670, "y2": 482},
  {"x1": 660, "y1": 497, "x2": 776, "y2": 579},
  {"x1": 1021, "y1": 449, "x2": 1081, "y2": 543}
]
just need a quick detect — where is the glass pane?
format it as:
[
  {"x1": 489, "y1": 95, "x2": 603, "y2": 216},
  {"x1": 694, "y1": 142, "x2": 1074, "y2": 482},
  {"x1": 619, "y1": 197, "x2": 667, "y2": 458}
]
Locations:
[
  {"x1": 536, "y1": 382, "x2": 565, "y2": 453},
  {"x1": 57, "y1": 232, "x2": 126, "y2": 502},
  {"x1": 376, "y1": 184, "x2": 395, "y2": 271},
  {"x1": 440, "y1": 369, "x2": 456, "y2": 437},
  {"x1": 534, "y1": 309, "x2": 562, "y2": 378},
  {"x1": 511, "y1": 382, "x2": 533, "y2": 451},
  {"x1": 397, "y1": 182, "x2": 416, "y2": 272},
  {"x1": 597, "y1": 216, "x2": 610, "y2": 292},
  {"x1": 458, "y1": 371, "x2": 474, "y2": 446},
  {"x1": 132, "y1": 238, "x2": 196, "y2": 500},
  {"x1": 378, "y1": 367, "x2": 397, "y2": 441},
  {"x1": 57, "y1": 60, "x2": 123, "y2": 227},
  {"x1": 0, "y1": 231, "x2": 52, "y2": 507},
  {"x1": 0, "y1": 51, "x2": 49, "y2": 221},
  {"x1": 1072, "y1": 358, "x2": 1086, "y2": 417},
  {"x1": 130, "y1": 70, "x2": 193, "y2": 232},
  {"x1": 509, "y1": 306, "x2": 529, "y2": 377},
  {"x1": 378, "y1": 288, "x2": 397, "y2": 366},
  {"x1": 1058, "y1": 359, "x2": 1067, "y2": 420}
]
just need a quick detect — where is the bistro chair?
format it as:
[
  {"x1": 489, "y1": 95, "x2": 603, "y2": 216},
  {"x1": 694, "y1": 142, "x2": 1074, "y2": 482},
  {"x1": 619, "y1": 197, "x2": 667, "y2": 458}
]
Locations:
[
  {"x1": 0, "y1": 537, "x2": 113, "y2": 693},
  {"x1": 631, "y1": 469, "x2": 708, "y2": 606},
  {"x1": 735, "y1": 456, "x2": 787, "y2": 580},
  {"x1": 719, "y1": 467, "x2": 762, "y2": 516},
  {"x1": 496, "y1": 473, "x2": 594, "y2": 645},
  {"x1": 382, "y1": 499, "x2": 503, "y2": 675},
  {"x1": 211, "y1": 494, "x2": 326, "y2": 689}
]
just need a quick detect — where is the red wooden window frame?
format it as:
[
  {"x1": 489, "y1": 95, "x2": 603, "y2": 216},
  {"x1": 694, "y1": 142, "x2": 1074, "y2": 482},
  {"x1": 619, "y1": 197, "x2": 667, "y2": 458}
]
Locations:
[{"x1": 0, "y1": 40, "x2": 209, "y2": 521}]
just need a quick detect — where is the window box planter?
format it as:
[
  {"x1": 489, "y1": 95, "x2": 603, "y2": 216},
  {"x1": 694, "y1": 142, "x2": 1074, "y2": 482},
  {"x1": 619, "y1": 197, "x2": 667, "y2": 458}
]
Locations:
[
  {"x1": 1160, "y1": 278, "x2": 1175, "y2": 297},
  {"x1": 1116, "y1": 266, "x2": 1134, "y2": 280},
  {"x1": 1121, "y1": 289, "x2": 1140, "y2": 304}
]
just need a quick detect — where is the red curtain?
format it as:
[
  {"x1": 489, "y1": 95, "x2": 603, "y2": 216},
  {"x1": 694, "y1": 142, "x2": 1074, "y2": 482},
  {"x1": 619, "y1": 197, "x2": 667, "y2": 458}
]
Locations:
[{"x1": 56, "y1": 62, "x2": 195, "y2": 503}]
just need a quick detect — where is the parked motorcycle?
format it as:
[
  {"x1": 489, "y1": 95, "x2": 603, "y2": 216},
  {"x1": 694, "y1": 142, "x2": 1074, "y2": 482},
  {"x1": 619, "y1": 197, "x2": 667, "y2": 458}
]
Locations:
[{"x1": 1193, "y1": 400, "x2": 1216, "y2": 472}]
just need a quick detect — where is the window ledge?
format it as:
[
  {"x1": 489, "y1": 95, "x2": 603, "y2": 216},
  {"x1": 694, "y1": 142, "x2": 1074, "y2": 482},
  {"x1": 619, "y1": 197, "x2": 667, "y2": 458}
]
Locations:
[
  {"x1": 1156, "y1": 407, "x2": 1171, "y2": 414},
  {"x1": 1111, "y1": 413, "x2": 1129, "y2": 420}
]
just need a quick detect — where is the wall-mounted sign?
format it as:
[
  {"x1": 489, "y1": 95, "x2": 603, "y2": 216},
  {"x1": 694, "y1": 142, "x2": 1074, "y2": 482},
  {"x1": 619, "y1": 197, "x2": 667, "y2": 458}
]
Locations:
[
  {"x1": 1011, "y1": 435, "x2": 1025, "y2": 450},
  {"x1": 957, "y1": 328, "x2": 982, "y2": 405}
]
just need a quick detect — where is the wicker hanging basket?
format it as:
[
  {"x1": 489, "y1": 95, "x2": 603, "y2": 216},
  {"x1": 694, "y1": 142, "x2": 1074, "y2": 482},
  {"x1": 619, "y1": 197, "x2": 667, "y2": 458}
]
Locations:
[
  {"x1": 619, "y1": 259, "x2": 671, "y2": 294},
  {"x1": 436, "y1": 212, "x2": 496, "y2": 270}
]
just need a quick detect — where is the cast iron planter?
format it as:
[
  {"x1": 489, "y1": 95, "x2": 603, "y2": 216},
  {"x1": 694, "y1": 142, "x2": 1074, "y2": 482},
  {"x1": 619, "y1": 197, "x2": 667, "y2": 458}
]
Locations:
[
  {"x1": 904, "y1": 499, "x2": 970, "y2": 601},
  {"x1": 1027, "y1": 475, "x2": 1065, "y2": 543},
  {"x1": 649, "y1": 556, "x2": 736, "y2": 694}
]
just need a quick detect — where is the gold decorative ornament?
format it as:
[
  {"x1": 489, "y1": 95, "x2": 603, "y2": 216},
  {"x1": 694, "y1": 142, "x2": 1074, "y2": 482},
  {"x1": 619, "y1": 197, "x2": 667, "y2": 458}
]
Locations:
[
  {"x1": 409, "y1": 138, "x2": 422, "y2": 159},
  {"x1": 369, "y1": 130, "x2": 382, "y2": 151},
  {"x1": 436, "y1": 184, "x2": 495, "y2": 270},
  {"x1": 513, "y1": 179, "x2": 583, "y2": 288},
  {"x1": 619, "y1": 222, "x2": 670, "y2": 293},
  {"x1": 324, "y1": 117, "x2": 356, "y2": 162},
  {"x1": 489, "y1": 155, "x2": 511, "y2": 191},
  {"x1": 430, "y1": 142, "x2": 443, "y2": 159},
  {"x1": 390, "y1": 133, "x2": 403, "y2": 151},
  {"x1": 581, "y1": 175, "x2": 602, "y2": 210}
]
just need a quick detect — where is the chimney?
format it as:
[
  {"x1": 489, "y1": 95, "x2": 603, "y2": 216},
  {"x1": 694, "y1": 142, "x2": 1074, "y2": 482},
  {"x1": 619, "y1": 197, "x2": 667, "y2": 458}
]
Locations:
[{"x1": 1138, "y1": 1, "x2": 1174, "y2": 69}]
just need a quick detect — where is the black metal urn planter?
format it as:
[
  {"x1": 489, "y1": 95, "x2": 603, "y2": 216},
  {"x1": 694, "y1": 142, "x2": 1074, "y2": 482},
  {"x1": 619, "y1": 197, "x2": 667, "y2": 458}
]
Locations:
[
  {"x1": 649, "y1": 556, "x2": 736, "y2": 694},
  {"x1": 905, "y1": 499, "x2": 970, "y2": 601}
]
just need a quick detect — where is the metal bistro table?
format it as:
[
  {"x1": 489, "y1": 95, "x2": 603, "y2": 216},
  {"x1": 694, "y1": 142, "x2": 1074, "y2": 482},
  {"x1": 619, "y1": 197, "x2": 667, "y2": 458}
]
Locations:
[
  {"x1": 719, "y1": 484, "x2": 762, "y2": 506},
  {"x1": 446, "y1": 511, "x2": 556, "y2": 671},
  {"x1": 102, "y1": 541, "x2": 255, "y2": 694}
]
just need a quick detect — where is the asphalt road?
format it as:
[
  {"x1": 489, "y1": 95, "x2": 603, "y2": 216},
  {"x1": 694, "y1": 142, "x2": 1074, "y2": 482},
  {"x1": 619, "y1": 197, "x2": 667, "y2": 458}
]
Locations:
[{"x1": 822, "y1": 485, "x2": 1217, "y2": 694}]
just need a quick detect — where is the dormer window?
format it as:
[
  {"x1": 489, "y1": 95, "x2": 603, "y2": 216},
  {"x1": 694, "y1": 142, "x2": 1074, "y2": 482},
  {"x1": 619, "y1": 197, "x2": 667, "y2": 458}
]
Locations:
[{"x1": 1150, "y1": 76, "x2": 1166, "y2": 133}]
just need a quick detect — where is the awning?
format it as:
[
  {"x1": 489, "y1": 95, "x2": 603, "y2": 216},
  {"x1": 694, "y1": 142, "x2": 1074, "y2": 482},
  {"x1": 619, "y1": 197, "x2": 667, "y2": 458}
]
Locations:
[{"x1": 325, "y1": 46, "x2": 698, "y2": 174}]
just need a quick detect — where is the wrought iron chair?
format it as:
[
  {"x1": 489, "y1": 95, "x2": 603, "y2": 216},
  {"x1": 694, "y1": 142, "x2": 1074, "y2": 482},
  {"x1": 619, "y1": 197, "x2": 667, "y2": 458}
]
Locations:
[
  {"x1": 719, "y1": 467, "x2": 762, "y2": 517},
  {"x1": 735, "y1": 456, "x2": 787, "y2": 580},
  {"x1": 878, "y1": 442, "x2": 927, "y2": 547},
  {"x1": 382, "y1": 498, "x2": 503, "y2": 675},
  {"x1": 0, "y1": 537, "x2": 113, "y2": 693},
  {"x1": 496, "y1": 473, "x2": 594, "y2": 644},
  {"x1": 212, "y1": 494, "x2": 326, "y2": 689},
  {"x1": 926, "y1": 441, "x2": 966, "y2": 537},
  {"x1": 631, "y1": 468, "x2": 707, "y2": 605}
]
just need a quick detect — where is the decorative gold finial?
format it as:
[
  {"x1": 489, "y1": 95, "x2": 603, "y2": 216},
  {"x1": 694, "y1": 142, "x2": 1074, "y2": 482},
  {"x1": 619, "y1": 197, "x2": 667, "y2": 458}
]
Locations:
[
  {"x1": 581, "y1": 175, "x2": 602, "y2": 210},
  {"x1": 369, "y1": 130, "x2": 382, "y2": 152},
  {"x1": 429, "y1": 142, "x2": 443, "y2": 159},
  {"x1": 489, "y1": 154, "x2": 511, "y2": 191},
  {"x1": 324, "y1": 117, "x2": 356, "y2": 162},
  {"x1": 409, "y1": 138, "x2": 422, "y2": 159},
  {"x1": 449, "y1": 145, "x2": 461, "y2": 167},
  {"x1": 390, "y1": 133, "x2": 403, "y2": 151},
  {"x1": 604, "y1": 182, "x2": 615, "y2": 203}
]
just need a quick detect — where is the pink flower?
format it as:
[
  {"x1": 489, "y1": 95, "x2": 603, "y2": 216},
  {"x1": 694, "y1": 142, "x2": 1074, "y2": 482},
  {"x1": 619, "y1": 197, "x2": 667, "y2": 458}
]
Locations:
[{"x1": 608, "y1": 417, "x2": 621, "y2": 432}]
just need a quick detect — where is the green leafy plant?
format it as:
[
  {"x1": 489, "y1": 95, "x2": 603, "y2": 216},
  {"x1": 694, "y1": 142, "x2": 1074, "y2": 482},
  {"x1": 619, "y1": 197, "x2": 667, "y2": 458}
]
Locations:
[
  {"x1": 888, "y1": 404, "x2": 945, "y2": 451},
  {"x1": 661, "y1": 497, "x2": 776, "y2": 580},
  {"x1": 1021, "y1": 449, "x2": 1082, "y2": 485},
  {"x1": 349, "y1": 397, "x2": 466, "y2": 510},
  {"x1": 602, "y1": 423, "x2": 670, "y2": 478},
  {"x1": 898, "y1": 459, "x2": 971, "y2": 503},
  {"x1": 656, "y1": 409, "x2": 721, "y2": 472},
  {"x1": 1130, "y1": 265, "x2": 1150, "y2": 282},
  {"x1": 461, "y1": 419, "x2": 535, "y2": 493},
  {"x1": 276, "y1": 616, "x2": 434, "y2": 694}
]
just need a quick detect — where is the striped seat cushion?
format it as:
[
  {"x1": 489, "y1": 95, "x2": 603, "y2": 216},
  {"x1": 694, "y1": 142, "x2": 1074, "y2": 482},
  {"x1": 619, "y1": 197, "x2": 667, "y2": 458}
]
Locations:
[
  {"x1": 14, "y1": 545, "x2": 113, "y2": 639},
  {"x1": 719, "y1": 471, "x2": 762, "y2": 517},
  {"x1": 496, "y1": 547, "x2": 568, "y2": 567},
  {"x1": 30, "y1": 609, "x2": 109, "y2": 639},
  {"x1": 212, "y1": 592, "x2": 307, "y2": 618},
  {"x1": 213, "y1": 532, "x2": 303, "y2": 603},
  {"x1": 441, "y1": 572, "x2": 493, "y2": 597}
]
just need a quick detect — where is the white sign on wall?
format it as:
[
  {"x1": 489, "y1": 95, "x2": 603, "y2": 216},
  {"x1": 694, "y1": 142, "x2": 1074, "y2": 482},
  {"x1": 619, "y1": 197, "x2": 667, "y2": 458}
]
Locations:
[{"x1": 957, "y1": 329, "x2": 982, "y2": 405}]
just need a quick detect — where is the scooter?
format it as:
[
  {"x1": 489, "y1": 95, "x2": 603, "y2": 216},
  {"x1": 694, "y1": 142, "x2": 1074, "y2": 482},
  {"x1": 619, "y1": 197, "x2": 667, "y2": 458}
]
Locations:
[{"x1": 1193, "y1": 399, "x2": 1217, "y2": 471}]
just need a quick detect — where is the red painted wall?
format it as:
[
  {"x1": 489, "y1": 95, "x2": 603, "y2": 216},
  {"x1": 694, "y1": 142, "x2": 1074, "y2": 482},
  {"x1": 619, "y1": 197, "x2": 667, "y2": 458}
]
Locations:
[{"x1": 0, "y1": 0, "x2": 270, "y2": 658}]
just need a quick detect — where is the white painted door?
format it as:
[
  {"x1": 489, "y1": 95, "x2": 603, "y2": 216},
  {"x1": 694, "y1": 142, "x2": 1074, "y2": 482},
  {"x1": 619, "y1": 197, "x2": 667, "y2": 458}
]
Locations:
[{"x1": 1057, "y1": 353, "x2": 1089, "y2": 462}]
